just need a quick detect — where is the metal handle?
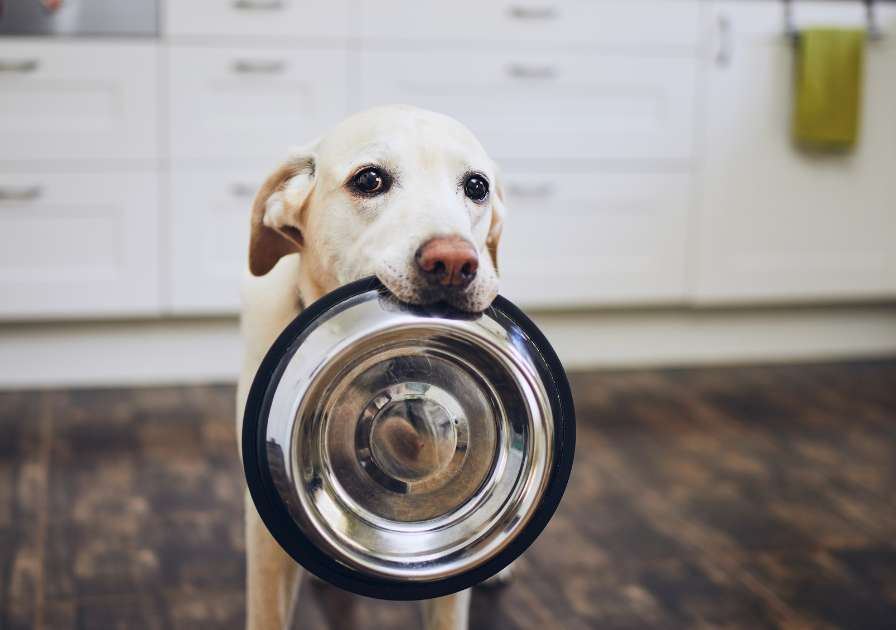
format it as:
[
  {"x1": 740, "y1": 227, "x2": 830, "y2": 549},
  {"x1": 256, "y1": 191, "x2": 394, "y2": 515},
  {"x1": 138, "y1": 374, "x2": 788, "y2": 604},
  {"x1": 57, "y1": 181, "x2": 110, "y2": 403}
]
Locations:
[
  {"x1": 232, "y1": 59, "x2": 285, "y2": 74},
  {"x1": 785, "y1": 0, "x2": 884, "y2": 42},
  {"x1": 506, "y1": 182, "x2": 554, "y2": 199},
  {"x1": 231, "y1": 183, "x2": 257, "y2": 198},
  {"x1": 864, "y1": 0, "x2": 884, "y2": 40},
  {"x1": 0, "y1": 59, "x2": 40, "y2": 73},
  {"x1": 784, "y1": 0, "x2": 797, "y2": 41},
  {"x1": 0, "y1": 186, "x2": 43, "y2": 201},
  {"x1": 232, "y1": 0, "x2": 284, "y2": 10},
  {"x1": 716, "y1": 14, "x2": 732, "y2": 67},
  {"x1": 506, "y1": 63, "x2": 556, "y2": 80},
  {"x1": 507, "y1": 5, "x2": 557, "y2": 20}
]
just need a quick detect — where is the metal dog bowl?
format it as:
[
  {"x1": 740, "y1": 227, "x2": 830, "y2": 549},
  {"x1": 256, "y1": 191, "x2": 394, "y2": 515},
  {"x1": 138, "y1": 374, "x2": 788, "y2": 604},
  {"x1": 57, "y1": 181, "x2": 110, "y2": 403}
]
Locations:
[{"x1": 242, "y1": 277, "x2": 575, "y2": 600}]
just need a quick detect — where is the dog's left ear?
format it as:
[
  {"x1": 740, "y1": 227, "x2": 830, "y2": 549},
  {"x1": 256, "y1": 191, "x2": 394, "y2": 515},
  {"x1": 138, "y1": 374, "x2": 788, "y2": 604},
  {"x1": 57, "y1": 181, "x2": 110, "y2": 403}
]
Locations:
[
  {"x1": 487, "y1": 170, "x2": 507, "y2": 273},
  {"x1": 248, "y1": 143, "x2": 318, "y2": 276}
]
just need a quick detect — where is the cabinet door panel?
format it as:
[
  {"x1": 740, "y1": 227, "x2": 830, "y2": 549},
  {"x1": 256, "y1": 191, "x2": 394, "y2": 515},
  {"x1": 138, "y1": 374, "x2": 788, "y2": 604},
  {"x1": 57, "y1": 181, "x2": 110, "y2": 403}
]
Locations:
[
  {"x1": 0, "y1": 172, "x2": 160, "y2": 319},
  {"x1": 168, "y1": 46, "x2": 349, "y2": 161},
  {"x1": 696, "y1": 3, "x2": 896, "y2": 302},
  {"x1": 359, "y1": 50, "x2": 697, "y2": 162},
  {"x1": 168, "y1": 166, "x2": 265, "y2": 313},
  {"x1": 0, "y1": 41, "x2": 159, "y2": 161},
  {"x1": 498, "y1": 171, "x2": 691, "y2": 307}
]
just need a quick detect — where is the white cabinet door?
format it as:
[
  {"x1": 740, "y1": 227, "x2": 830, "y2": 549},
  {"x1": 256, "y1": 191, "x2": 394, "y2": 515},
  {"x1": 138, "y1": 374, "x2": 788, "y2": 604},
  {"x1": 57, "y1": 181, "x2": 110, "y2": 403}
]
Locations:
[
  {"x1": 696, "y1": 2, "x2": 896, "y2": 303},
  {"x1": 165, "y1": 0, "x2": 350, "y2": 39},
  {"x1": 168, "y1": 166, "x2": 267, "y2": 313},
  {"x1": 0, "y1": 172, "x2": 160, "y2": 319},
  {"x1": 359, "y1": 50, "x2": 698, "y2": 162},
  {"x1": 0, "y1": 41, "x2": 159, "y2": 162},
  {"x1": 498, "y1": 171, "x2": 692, "y2": 307},
  {"x1": 360, "y1": 0, "x2": 701, "y2": 49},
  {"x1": 168, "y1": 46, "x2": 349, "y2": 162}
]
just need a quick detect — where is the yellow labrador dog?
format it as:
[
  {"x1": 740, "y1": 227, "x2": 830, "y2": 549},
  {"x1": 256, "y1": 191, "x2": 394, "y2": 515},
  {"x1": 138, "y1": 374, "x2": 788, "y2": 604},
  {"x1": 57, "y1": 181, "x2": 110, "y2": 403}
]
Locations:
[{"x1": 237, "y1": 105, "x2": 506, "y2": 630}]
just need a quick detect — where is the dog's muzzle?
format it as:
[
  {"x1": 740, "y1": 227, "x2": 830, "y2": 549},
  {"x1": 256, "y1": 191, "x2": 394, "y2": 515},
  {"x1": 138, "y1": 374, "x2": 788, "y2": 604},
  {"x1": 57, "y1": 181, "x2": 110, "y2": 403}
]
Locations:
[{"x1": 241, "y1": 277, "x2": 575, "y2": 600}]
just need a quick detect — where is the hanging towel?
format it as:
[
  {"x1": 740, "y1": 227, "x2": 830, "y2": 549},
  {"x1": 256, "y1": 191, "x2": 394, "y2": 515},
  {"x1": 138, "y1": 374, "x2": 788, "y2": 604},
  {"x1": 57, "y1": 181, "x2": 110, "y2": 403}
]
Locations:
[{"x1": 792, "y1": 28, "x2": 866, "y2": 151}]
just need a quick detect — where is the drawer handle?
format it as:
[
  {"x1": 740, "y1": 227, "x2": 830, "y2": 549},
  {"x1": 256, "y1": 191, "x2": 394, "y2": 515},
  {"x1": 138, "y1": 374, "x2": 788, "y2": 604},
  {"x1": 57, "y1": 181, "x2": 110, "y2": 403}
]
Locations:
[
  {"x1": 0, "y1": 59, "x2": 40, "y2": 73},
  {"x1": 0, "y1": 186, "x2": 43, "y2": 201},
  {"x1": 232, "y1": 0, "x2": 284, "y2": 10},
  {"x1": 232, "y1": 59, "x2": 285, "y2": 74},
  {"x1": 716, "y1": 14, "x2": 733, "y2": 67},
  {"x1": 506, "y1": 183, "x2": 554, "y2": 199},
  {"x1": 507, "y1": 5, "x2": 557, "y2": 20},
  {"x1": 506, "y1": 63, "x2": 556, "y2": 80},
  {"x1": 231, "y1": 183, "x2": 257, "y2": 198}
]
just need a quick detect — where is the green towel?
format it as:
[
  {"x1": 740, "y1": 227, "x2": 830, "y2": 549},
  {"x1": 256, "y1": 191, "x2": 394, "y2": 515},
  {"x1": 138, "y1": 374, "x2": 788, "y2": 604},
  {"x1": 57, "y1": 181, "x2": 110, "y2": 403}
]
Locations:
[{"x1": 792, "y1": 28, "x2": 866, "y2": 151}]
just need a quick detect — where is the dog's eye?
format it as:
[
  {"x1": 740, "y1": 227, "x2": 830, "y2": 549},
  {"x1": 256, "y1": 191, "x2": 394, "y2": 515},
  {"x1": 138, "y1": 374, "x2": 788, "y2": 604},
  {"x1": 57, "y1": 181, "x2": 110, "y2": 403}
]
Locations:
[
  {"x1": 350, "y1": 167, "x2": 390, "y2": 196},
  {"x1": 463, "y1": 174, "x2": 489, "y2": 202}
]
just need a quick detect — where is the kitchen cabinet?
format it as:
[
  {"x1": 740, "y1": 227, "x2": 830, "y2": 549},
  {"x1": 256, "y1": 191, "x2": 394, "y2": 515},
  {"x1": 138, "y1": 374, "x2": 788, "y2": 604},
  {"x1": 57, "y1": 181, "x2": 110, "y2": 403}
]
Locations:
[
  {"x1": 359, "y1": 49, "x2": 699, "y2": 163},
  {"x1": 0, "y1": 171, "x2": 160, "y2": 319},
  {"x1": 696, "y1": 2, "x2": 896, "y2": 303},
  {"x1": 0, "y1": 41, "x2": 159, "y2": 162},
  {"x1": 2, "y1": 1, "x2": 894, "y2": 322},
  {"x1": 168, "y1": 46, "x2": 349, "y2": 162},
  {"x1": 499, "y1": 171, "x2": 692, "y2": 307}
]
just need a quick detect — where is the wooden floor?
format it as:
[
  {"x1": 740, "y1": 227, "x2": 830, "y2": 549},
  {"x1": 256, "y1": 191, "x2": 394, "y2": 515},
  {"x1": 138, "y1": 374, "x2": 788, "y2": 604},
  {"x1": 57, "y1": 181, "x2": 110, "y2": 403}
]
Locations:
[{"x1": 1, "y1": 360, "x2": 895, "y2": 629}]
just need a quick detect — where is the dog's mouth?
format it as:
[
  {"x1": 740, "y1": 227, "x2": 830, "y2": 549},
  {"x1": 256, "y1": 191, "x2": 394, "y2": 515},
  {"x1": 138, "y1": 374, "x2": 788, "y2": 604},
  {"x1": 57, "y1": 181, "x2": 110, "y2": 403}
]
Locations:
[{"x1": 374, "y1": 271, "x2": 496, "y2": 315}]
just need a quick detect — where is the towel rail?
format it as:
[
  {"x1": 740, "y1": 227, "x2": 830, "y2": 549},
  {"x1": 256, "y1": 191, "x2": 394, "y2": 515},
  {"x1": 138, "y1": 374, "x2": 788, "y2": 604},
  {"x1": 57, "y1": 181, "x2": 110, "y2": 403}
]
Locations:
[{"x1": 784, "y1": 0, "x2": 884, "y2": 42}]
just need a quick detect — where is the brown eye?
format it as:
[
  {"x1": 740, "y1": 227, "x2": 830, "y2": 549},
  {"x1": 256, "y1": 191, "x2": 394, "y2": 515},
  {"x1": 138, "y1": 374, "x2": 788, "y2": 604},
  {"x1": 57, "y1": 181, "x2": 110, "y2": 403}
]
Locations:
[
  {"x1": 463, "y1": 174, "x2": 489, "y2": 202},
  {"x1": 351, "y1": 167, "x2": 390, "y2": 196}
]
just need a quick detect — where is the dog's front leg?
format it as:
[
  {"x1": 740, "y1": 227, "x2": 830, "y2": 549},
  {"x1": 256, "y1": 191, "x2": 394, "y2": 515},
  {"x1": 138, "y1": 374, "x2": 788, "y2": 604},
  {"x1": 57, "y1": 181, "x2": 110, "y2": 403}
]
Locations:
[
  {"x1": 420, "y1": 590, "x2": 472, "y2": 630},
  {"x1": 311, "y1": 581, "x2": 358, "y2": 630},
  {"x1": 245, "y1": 492, "x2": 301, "y2": 630}
]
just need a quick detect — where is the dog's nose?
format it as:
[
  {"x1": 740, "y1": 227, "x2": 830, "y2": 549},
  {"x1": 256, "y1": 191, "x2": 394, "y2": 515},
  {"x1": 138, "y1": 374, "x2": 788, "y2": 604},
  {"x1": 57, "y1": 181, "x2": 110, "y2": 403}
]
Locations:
[{"x1": 415, "y1": 236, "x2": 479, "y2": 289}]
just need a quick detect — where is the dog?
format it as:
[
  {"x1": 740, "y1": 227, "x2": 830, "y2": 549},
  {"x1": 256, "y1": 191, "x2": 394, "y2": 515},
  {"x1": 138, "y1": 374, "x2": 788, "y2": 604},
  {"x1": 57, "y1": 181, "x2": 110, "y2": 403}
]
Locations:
[{"x1": 236, "y1": 105, "x2": 507, "y2": 630}]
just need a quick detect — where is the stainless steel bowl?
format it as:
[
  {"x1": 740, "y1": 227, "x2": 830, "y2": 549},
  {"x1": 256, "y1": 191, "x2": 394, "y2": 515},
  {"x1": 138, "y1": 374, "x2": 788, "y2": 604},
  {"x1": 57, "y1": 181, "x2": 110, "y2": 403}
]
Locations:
[{"x1": 242, "y1": 277, "x2": 575, "y2": 600}]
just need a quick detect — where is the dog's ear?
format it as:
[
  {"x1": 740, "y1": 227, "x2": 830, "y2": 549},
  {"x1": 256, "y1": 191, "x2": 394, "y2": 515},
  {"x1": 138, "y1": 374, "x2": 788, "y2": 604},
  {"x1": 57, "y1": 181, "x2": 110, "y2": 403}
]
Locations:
[
  {"x1": 248, "y1": 143, "x2": 318, "y2": 276},
  {"x1": 487, "y1": 169, "x2": 507, "y2": 273}
]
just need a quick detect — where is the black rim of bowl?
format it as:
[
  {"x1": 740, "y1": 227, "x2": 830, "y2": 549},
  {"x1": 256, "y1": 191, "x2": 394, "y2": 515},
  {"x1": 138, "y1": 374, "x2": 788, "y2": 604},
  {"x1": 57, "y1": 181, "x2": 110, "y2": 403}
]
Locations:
[{"x1": 242, "y1": 276, "x2": 576, "y2": 600}]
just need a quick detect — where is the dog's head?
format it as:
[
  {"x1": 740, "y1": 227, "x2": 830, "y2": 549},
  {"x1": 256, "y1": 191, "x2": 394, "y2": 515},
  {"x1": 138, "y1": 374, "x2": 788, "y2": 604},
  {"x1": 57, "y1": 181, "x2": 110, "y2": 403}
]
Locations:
[{"x1": 248, "y1": 105, "x2": 506, "y2": 312}]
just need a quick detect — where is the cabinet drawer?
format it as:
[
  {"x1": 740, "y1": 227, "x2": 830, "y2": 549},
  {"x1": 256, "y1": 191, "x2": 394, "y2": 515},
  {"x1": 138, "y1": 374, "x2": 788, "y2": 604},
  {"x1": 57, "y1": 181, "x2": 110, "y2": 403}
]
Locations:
[
  {"x1": 0, "y1": 41, "x2": 159, "y2": 162},
  {"x1": 360, "y1": 0, "x2": 701, "y2": 48},
  {"x1": 168, "y1": 166, "x2": 264, "y2": 313},
  {"x1": 165, "y1": 0, "x2": 350, "y2": 39},
  {"x1": 498, "y1": 171, "x2": 691, "y2": 307},
  {"x1": 168, "y1": 46, "x2": 349, "y2": 161},
  {"x1": 0, "y1": 171, "x2": 161, "y2": 319},
  {"x1": 360, "y1": 51, "x2": 697, "y2": 162}
]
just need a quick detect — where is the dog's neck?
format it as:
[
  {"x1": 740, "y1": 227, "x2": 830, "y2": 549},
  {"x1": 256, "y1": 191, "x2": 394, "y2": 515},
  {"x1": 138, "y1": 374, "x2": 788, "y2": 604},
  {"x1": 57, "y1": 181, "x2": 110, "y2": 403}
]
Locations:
[{"x1": 296, "y1": 263, "x2": 329, "y2": 313}]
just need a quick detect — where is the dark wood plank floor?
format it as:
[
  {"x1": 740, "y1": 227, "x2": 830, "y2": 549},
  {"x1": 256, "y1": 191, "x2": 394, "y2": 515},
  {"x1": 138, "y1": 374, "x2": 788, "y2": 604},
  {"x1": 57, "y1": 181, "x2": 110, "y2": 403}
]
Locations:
[{"x1": 1, "y1": 360, "x2": 895, "y2": 629}]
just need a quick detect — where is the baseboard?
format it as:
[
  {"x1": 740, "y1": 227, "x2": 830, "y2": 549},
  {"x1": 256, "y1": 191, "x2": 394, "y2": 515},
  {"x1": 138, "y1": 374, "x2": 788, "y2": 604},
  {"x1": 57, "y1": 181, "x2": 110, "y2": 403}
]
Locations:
[
  {"x1": 1, "y1": 304, "x2": 895, "y2": 389},
  {"x1": 530, "y1": 304, "x2": 896, "y2": 369},
  {"x1": 0, "y1": 318, "x2": 242, "y2": 390}
]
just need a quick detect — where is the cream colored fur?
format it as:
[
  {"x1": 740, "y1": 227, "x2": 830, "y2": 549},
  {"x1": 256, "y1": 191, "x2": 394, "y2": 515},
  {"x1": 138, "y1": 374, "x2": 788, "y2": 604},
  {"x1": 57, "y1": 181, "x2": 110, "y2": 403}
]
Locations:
[{"x1": 237, "y1": 106, "x2": 507, "y2": 630}]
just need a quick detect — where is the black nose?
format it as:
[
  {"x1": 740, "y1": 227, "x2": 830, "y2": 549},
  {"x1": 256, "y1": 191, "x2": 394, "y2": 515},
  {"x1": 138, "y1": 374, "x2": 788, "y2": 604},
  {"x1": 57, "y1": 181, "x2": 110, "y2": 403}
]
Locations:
[{"x1": 415, "y1": 236, "x2": 479, "y2": 289}]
